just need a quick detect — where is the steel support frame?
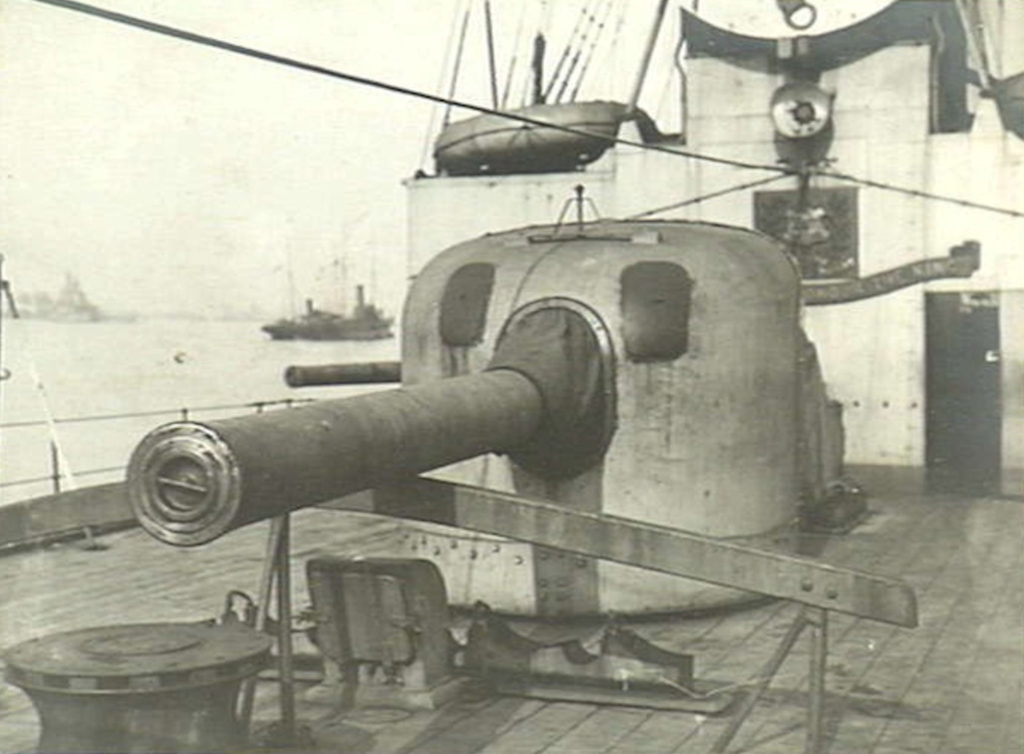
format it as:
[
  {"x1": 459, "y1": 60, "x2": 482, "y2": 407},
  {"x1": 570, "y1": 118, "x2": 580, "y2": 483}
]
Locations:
[
  {"x1": 319, "y1": 478, "x2": 917, "y2": 754},
  {"x1": 329, "y1": 478, "x2": 917, "y2": 627}
]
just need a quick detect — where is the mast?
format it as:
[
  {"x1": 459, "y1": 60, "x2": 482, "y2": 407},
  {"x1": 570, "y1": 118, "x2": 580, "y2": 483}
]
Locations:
[{"x1": 626, "y1": 0, "x2": 670, "y2": 113}]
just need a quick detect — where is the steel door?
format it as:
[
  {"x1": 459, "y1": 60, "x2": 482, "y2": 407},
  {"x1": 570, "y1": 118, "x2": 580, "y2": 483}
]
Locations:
[{"x1": 925, "y1": 292, "x2": 1001, "y2": 493}]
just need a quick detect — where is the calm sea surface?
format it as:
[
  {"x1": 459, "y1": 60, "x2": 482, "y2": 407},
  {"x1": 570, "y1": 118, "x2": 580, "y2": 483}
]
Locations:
[{"x1": 0, "y1": 317, "x2": 400, "y2": 505}]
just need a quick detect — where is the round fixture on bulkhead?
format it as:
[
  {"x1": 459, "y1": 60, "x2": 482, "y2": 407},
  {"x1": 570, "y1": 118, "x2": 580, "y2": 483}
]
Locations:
[{"x1": 770, "y1": 81, "x2": 833, "y2": 139}]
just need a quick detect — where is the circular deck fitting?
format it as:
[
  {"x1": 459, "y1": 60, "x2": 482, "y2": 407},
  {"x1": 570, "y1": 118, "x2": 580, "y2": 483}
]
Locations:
[
  {"x1": 4, "y1": 621, "x2": 271, "y2": 694},
  {"x1": 3, "y1": 622, "x2": 271, "y2": 754}
]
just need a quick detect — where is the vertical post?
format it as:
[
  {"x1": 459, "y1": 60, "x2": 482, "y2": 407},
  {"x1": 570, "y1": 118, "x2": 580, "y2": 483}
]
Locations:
[
  {"x1": 675, "y1": 8, "x2": 689, "y2": 142},
  {"x1": 443, "y1": 7, "x2": 472, "y2": 127},
  {"x1": 531, "y1": 33, "x2": 546, "y2": 105},
  {"x1": 238, "y1": 517, "x2": 287, "y2": 735},
  {"x1": 484, "y1": 0, "x2": 500, "y2": 110},
  {"x1": 275, "y1": 514, "x2": 297, "y2": 738},
  {"x1": 712, "y1": 607, "x2": 808, "y2": 753},
  {"x1": 0, "y1": 255, "x2": 5, "y2": 468},
  {"x1": 626, "y1": 0, "x2": 669, "y2": 113},
  {"x1": 805, "y1": 607, "x2": 828, "y2": 754},
  {"x1": 50, "y1": 441, "x2": 61, "y2": 493}
]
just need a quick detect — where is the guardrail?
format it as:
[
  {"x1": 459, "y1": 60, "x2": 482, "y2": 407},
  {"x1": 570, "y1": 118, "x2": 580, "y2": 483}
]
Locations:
[{"x1": 0, "y1": 398, "x2": 315, "y2": 494}]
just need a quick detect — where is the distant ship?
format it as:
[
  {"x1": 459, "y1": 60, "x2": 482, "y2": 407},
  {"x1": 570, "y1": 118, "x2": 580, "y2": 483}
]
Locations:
[
  {"x1": 21, "y1": 274, "x2": 106, "y2": 322},
  {"x1": 261, "y1": 285, "x2": 393, "y2": 341}
]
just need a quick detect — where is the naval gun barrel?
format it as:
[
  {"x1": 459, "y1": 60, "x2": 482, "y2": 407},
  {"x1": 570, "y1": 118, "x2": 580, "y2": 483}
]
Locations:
[
  {"x1": 283, "y1": 360, "x2": 402, "y2": 387},
  {"x1": 128, "y1": 305, "x2": 612, "y2": 546}
]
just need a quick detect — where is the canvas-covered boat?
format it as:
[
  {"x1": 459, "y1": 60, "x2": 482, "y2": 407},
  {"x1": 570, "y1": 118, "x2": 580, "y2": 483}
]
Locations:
[{"x1": 433, "y1": 100, "x2": 630, "y2": 176}]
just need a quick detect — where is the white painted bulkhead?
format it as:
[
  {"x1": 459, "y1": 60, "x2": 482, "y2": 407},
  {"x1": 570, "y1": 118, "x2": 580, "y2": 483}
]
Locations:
[{"x1": 406, "y1": 42, "x2": 1024, "y2": 494}]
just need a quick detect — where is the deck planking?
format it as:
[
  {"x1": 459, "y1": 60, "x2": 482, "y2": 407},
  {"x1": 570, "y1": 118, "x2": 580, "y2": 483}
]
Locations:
[{"x1": 0, "y1": 493, "x2": 1020, "y2": 754}]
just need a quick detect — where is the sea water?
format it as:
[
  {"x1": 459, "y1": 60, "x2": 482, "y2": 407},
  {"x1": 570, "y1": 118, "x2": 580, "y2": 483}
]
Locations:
[{"x1": 0, "y1": 317, "x2": 399, "y2": 505}]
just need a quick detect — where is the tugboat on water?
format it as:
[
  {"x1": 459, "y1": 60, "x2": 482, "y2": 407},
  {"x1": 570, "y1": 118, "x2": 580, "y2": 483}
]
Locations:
[{"x1": 261, "y1": 284, "x2": 393, "y2": 341}]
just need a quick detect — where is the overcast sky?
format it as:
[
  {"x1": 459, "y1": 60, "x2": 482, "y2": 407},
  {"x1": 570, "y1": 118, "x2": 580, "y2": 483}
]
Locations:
[{"x1": 0, "y1": 0, "x2": 673, "y2": 319}]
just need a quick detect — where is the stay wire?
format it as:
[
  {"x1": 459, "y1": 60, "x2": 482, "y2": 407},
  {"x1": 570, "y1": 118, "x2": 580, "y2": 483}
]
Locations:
[
  {"x1": 419, "y1": 0, "x2": 469, "y2": 170},
  {"x1": 26, "y1": 0, "x2": 787, "y2": 175},
  {"x1": 819, "y1": 168, "x2": 1024, "y2": 219},
  {"x1": 553, "y1": 0, "x2": 603, "y2": 103},
  {"x1": 442, "y1": 3, "x2": 473, "y2": 129},
  {"x1": 499, "y1": 0, "x2": 529, "y2": 109},
  {"x1": 542, "y1": 0, "x2": 589, "y2": 103},
  {"x1": 569, "y1": 0, "x2": 616, "y2": 102},
  {"x1": 627, "y1": 173, "x2": 792, "y2": 219}
]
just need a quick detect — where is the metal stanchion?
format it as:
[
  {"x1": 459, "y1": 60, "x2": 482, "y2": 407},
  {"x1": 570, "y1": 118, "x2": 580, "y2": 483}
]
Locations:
[
  {"x1": 805, "y1": 607, "x2": 828, "y2": 753},
  {"x1": 237, "y1": 514, "x2": 306, "y2": 748},
  {"x1": 711, "y1": 607, "x2": 809, "y2": 753},
  {"x1": 710, "y1": 604, "x2": 831, "y2": 754},
  {"x1": 238, "y1": 517, "x2": 287, "y2": 733},
  {"x1": 275, "y1": 515, "x2": 297, "y2": 739}
]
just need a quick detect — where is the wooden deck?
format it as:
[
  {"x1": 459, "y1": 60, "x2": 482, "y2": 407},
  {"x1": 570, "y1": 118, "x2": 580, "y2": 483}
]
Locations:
[{"x1": 0, "y1": 489, "x2": 1021, "y2": 753}]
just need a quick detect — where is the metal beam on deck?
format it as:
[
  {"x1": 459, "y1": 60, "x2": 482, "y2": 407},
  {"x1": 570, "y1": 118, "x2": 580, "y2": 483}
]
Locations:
[{"x1": 329, "y1": 478, "x2": 918, "y2": 628}]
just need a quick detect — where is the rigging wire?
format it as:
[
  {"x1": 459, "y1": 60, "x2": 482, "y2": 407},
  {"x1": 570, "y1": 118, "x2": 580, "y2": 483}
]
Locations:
[
  {"x1": 23, "y1": 0, "x2": 1024, "y2": 219},
  {"x1": 518, "y1": 3, "x2": 551, "y2": 108},
  {"x1": 674, "y1": 8, "x2": 689, "y2": 141},
  {"x1": 442, "y1": 2, "x2": 473, "y2": 129},
  {"x1": 568, "y1": 0, "x2": 616, "y2": 102},
  {"x1": 483, "y1": 0, "x2": 500, "y2": 110},
  {"x1": 541, "y1": 0, "x2": 589, "y2": 104},
  {"x1": 557, "y1": 0, "x2": 612, "y2": 103},
  {"x1": 26, "y1": 0, "x2": 788, "y2": 174},
  {"x1": 25, "y1": 346, "x2": 78, "y2": 492},
  {"x1": 419, "y1": 0, "x2": 470, "y2": 170},
  {"x1": 627, "y1": 174, "x2": 793, "y2": 219},
  {"x1": 499, "y1": 0, "x2": 529, "y2": 109},
  {"x1": 553, "y1": 1, "x2": 603, "y2": 103},
  {"x1": 819, "y1": 168, "x2": 1024, "y2": 219}
]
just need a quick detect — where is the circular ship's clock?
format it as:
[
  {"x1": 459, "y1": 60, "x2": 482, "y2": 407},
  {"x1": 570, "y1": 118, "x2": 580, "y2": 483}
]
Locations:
[{"x1": 683, "y1": 0, "x2": 900, "y2": 39}]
